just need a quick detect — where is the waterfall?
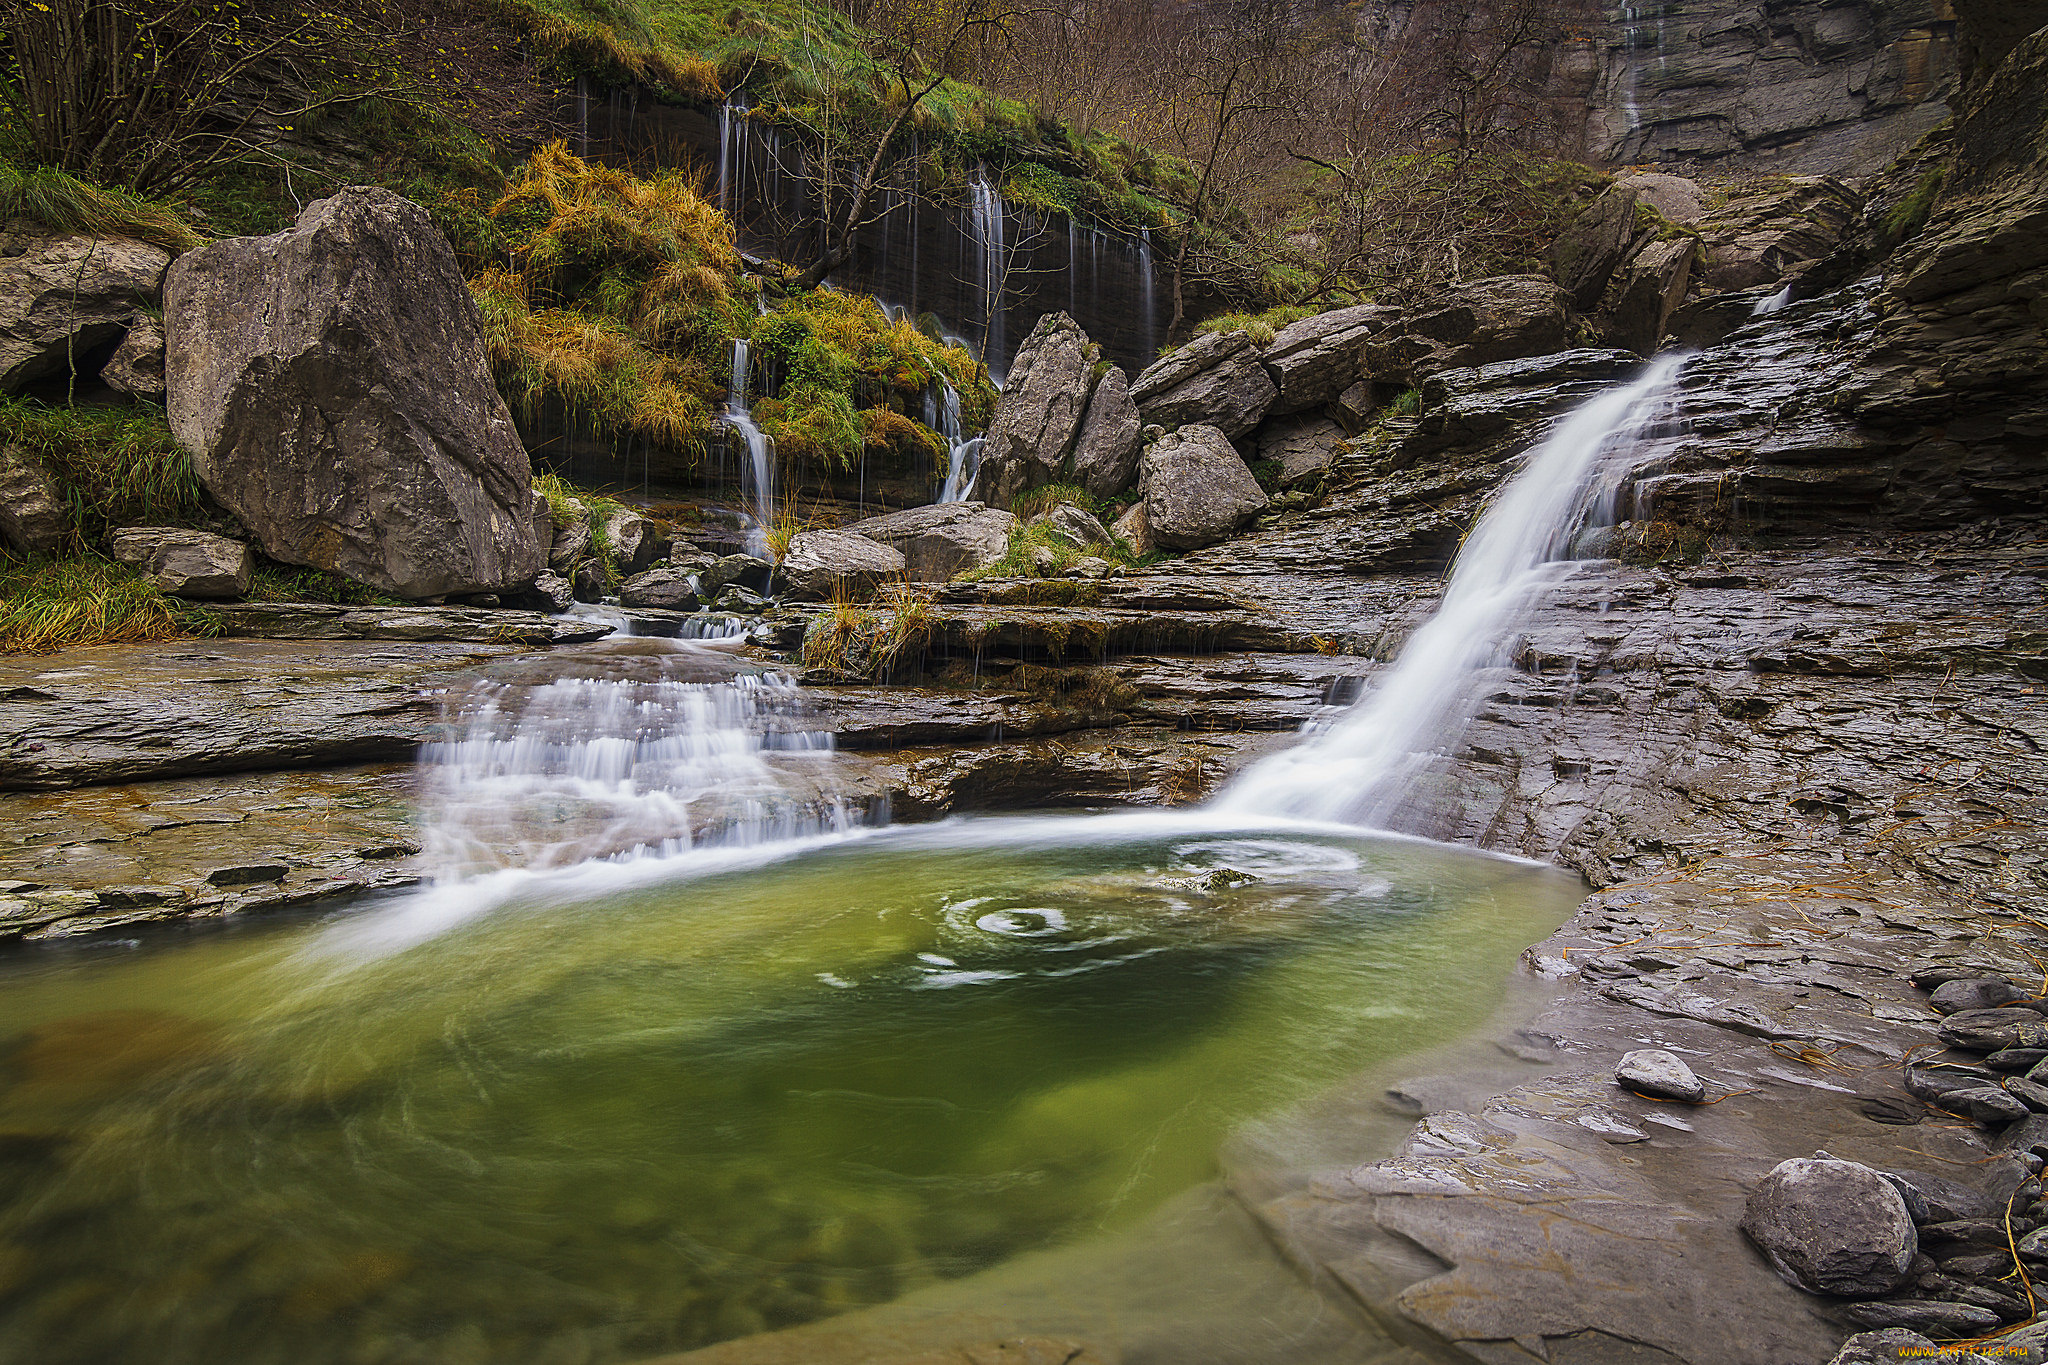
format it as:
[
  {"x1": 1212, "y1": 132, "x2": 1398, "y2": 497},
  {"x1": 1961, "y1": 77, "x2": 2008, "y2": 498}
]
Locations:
[
  {"x1": 969, "y1": 174, "x2": 1007, "y2": 376},
  {"x1": 1138, "y1": 227, "x2": 1157, "y2": 362},
  {"x1": 1216, "y1": 355, "x2": 1689, "y2": 826},
  {"x1": 719, "y1": 339, "x2": 777, "y2": 558},
  {"x1": 1753, "y1": 284, "x2": 1794, "y2": 315},
  {"x1": 936, "y1": 381, "x2": 983, "y2": 503}
]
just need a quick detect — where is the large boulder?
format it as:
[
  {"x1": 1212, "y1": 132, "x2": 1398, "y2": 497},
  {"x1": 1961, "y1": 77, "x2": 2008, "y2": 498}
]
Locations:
[
  {"x1": 1740, "y1": 1156, "x2": 1917, "y2": 1298},
  {"x1": 848, "y1": 502, "x2": 1015, "y2": 580},
  {"x1": 1263, "y1": 304, "x2": 1397, "y2": 414},
  {"x1": 1138, "y1": 425, "x2": 1268, "y2": 551},
  {"x1": 1069, "y1": 366, "x2": 1142, "y2": 499},
  {"x1": 602, "y1": 508, "x2": 667, "y2": 575},
  {"x1": 1032, "y1": 503, "x2": 1113, "y2": 550},
  {"x1": 0, "y1": 446, "x2": 71, "y2": 554},
  {"x1": 1362, "y1": 276, "x2": 1576, "y2": 387},
  {"x1": 1257, "y1": 413, "x2": 1347, "y2": 485},
  {"x1": 618, "y1": 567, "x2": 700, "y2": 611},
  {"x1": 108, "y1": 527, "x2": 252, "y2": 599},
  {"x1": 164, "y1": 186, "x2": 543, "y2": 600},
  {"x1": 1614, "y1": 172, "x2": 1707, "y2": 224},
  {"x1": 778, "y1": 529, "x2": 907, "y2": 602},
  {"x1": 0, "y1": 230, "x2": 171, "y2": 393},
  {"x1": 969, "y1": 312, "x2": 1093, "y2": 509},
  {"x1": 1549, "y1": 185, "x2": 1641, "y2": 312},
  {"x1": 1131, "y1": 331, "x2": 1277, "y2": 439},
  {"x1": 1695, "y1": 177, "x2": 1863, "y2": 291},
  {"x1": 1601, "y1": 237, "x2": 1698, "y2": 354}
]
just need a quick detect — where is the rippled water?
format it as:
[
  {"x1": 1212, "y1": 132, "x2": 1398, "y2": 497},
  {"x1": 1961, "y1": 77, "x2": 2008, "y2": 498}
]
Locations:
[{"x1": 0, "y1": 813, "x2": 1578, "y2": 1365}]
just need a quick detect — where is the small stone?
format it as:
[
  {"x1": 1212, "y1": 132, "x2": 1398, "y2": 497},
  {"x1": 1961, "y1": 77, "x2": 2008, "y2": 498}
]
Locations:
[
  {"x1": 1945, "y1": 1086, "x2": 2032, "y2": 1125},
  {"x1": 1905, "y1": 1059, "x2": 2001, "y2": 1101},
  {"x1": 1941, "y1": 1008, "x2": 2048, "y2": 1052},
  {"x1": 1614, "y1": 1048, "x2": 1707, "y2": 1102},
  {"x1": 1931, "y1": 977, "x2": 2024, "y2": 1015},
  {"x1": 1838, "y1": 1301, "x2": 2002, "y2": 1336},
  {"x1": 1741, "y1": 1156, "x2": 1916, "y2": 1297},
  {"x1": 2006, "y1": 1077, "x2": 2048, "y2": 1114}
]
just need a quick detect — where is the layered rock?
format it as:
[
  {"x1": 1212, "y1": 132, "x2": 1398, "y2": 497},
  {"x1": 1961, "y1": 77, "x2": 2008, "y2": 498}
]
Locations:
[
  {"x1": 1257, "y1": 414, "x2": 1347, "y2": 485},
  {"x1": 1262, "y1": 304, "x2": 1395, "y2": 415},
  {"x1": 164, "y1": 187, "x2": 543, "y2": 600},
  {"x1": 0, "y1": 230, "x2": 171, "y2": 393},
  {"x1": 1130, "y1": 330, "x2": 1277, "y2": 438},
  {"x1": 1695, "y1": 177, "x2": 1864, "y2": 291},
  {"x1": 968, "y1": 312, "x2": 1093, "y2": 508},
  {"x1": 848, "y1": 502, "x2": 1015, "y2": 580},
  {"x1": 1550, "y1": 184, "x2": 1643, "y2": 313},
  {"x1": 1137, "y1": 426, "x2": 1269, "y2": 551},
  {"x1": 1362, "y1": 276, "x2": 1575, "y2": 387},
  {"x1": 108, "y1": 527, "x2": 252, "y2": 599}
]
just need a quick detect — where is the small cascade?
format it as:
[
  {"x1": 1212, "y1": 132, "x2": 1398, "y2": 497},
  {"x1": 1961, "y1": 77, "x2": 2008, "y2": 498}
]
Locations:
[
  {"x1": 968, "y1": 174, "x2": 1008, "y2": 377},
  {"x1": 1217, "y1": 355, "x2": 1690, "y2": 827},
  {"x1": 935, "y1": 380, "x2": 984, "y2": 503},
  {"x1": 420, "y1": 654, "x2": 843, "y2": 879},
  {"x1": 718, "y1": 339, "x2": 777, "y2": 558},
  {"x1": 1753, "y1": 284, "x2": 1794, "y2": 315}
]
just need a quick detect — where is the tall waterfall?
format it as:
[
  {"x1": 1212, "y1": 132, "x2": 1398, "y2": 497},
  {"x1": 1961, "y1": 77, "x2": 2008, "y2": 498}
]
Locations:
[
  {"x1": 968, "y1": 174, "x2": 1008, "y2": 376},
  {"x1": 718, "y1": 339, "x2": 777, "y2": 558},
  {"x1": 1217, "y1": 355, "x2": 1689, "y2": 826}
]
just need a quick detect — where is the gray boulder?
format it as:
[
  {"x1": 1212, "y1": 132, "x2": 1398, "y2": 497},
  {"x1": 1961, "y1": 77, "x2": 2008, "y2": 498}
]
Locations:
[
  {"x1": 1601, "y1": 237, "x2": 1697, "y2": 354},
  {"x1": 1740, "y1": 1156, "x2": 1917, "y2": 1297},
  {"x1": 1032, "y1": 503, "x2": 1112, "y2": 550},
  {"x1": 618, "y1": 567, "x2": 700, "y2": 611},
  {"x1": 1613, "y1": 1048, "x2": 1706, "y2": 1103},
  {"x1": 1263, "y1": 304, "x2": 1396, "y2": 414},
  {"x1": 108, "y1": 527, "x2": 252, "y2": 599},
  {"x1": 1362, "y1": 276, "x2": 1576, "y2": 387},
  {"x1": 549, "y1": 518, "x2": 592, "y2": 572},
  {"x1": 1257, "y1": 413, "x2": 1346, "y2": 484},
  {"x1": 700, "y1": 553, "x2": 774, "y2": 597},
  {"x1": 0, "y1": 446, "x2": 71, "y2": 554},
  {"x1": 778, "y1": 529, "x2": 906, "y2": 602},
  {"x1": 1550, "y1": 185, "x2": 1641, "y2": 312},
  {"x1": 1945, "y1": 1085, "x2": 2032, "y2": 1124},
  {"x1": 1138, "y1": 425, "x2": 1268, "y2": 552},
  {"x1": 0, "y1": 231, "x2": 171, "y2": 393},
  {"x1": 100, "y1": 314, "x2": 167, "y2": 402},
  {"x1": 603, "y1": 508, "x2": 667, "y2": 574},
  {"x1": 523, "y1": 570, "x2": 574, "y2": 613},
  {"x1": 969, "y1": 312, "x2": 1092, "y2": 509},
  {"x1": 1069, "y1": 366, "x2": 1142, "y2": 499},
  {"x1": 164, "y1": 186, "x2": 542, "y2": 600},
  {"x1": 1614, "y1": 172, "x2": 1707, "y2": 224},
  {"x1": 1131, "y1": 331, "x2": 1277, "y2": 440},
  {"x1": 848, "y1": 502, "x2": 1015, "y2": 580},
  {"x1": 1110, "y1": 500, "x2": 1151, "y2": 557},
  {"x1": 570, "y1": 560, "x2": 606, "y2": 603}
]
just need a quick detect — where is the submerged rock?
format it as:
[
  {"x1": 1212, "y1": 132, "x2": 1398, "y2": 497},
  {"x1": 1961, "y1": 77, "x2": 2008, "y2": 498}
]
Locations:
[
  {"x1": 970, "y1": 312, "x2": 1092, "y2": 508},
  {"x1": 1138, "y1": 426, "x2": 1268, "y2": 551},
  {"x1": 779, "y1": 530, "x2": 906, "y2": 602},
  {"x1": 165, "y1": 186, "x2": 543, "y2": 600},
  {"x1": 1614, "y1": 1048, "x2": 1706, "y2": 1102},
  {"x1": 1741, "y1": 1156, "x2": 1916, "y2": 1297},
  {"x1": 848, "y1": 502, "x2": 1015, "y2": 580},
  {"x1": 108, "y1": 527, "x2": 252, "y2": 600}
]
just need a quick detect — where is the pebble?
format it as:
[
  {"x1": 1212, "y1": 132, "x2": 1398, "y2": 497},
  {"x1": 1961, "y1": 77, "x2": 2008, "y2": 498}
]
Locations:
[{"x1": 1613, "y1": 1048, "x2": 1707, "y2": 1103}]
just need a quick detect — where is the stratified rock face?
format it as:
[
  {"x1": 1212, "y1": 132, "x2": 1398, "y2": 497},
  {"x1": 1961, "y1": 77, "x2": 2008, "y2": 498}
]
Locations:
[
  {"x1": 848, "y1": 502, "x2": 1016, "y2": 581},
  {"x1": 1695, "y1": 177, "x2": 1864, "y2": 291},
  {"x1": 779, "y1": 529, "x2": 907, "y2": 602},
  {"x1": 0, "y1": 231, "x2": 171, "y2": 393},
  {"x1": 1069, "y1": 366, "x2": 1142, "y2": 499},
  {"x1": 164, "y1": 187, "x2": 542, "y2": 600},
  {"x1": 969, "y1": 312, "x2": 1092, "y2": 509},
  {"x1": 1139, "y1": 426, "x2": 1268, "y2": 551},
  {"x1": 0, "y1": 446, "x2": 71, "y2": 554},
  {"x1": 108, "y1": 527, "x2": 252, "y2": 600},
  {"x1": 1131, "y1": 330, "x2": 1278, "y2": 438},
  {"x1": 1740, "y1": 1156, "x2": 1917, "y2": 1297},
  {"x1": 1263, "y1": 304, "x2": 1395, "y2": 414}
]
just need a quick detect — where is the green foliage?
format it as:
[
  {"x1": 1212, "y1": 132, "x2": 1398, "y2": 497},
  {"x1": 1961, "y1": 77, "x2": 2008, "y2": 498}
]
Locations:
[
  {"x1": 1011, "y1": 483, "x2": 1105, "y2": 520},
  {"x1": 1389, "y1": 387, "x2": 1422, "y2": 417},
  {"x1": 0, "y1": 163, "x2": 203, "y2": 252},
  {"x1": 958, "y1": 512, "x2": 1141, "y2": 582},
  {"x1": 0, "y1": 553, "x2": 222, "y2": 653},
  {"x1": 800, "y1": 584, "x2": 934, "y2": 681},
  {"x1": 0, "y1": 398, "x2": 206, "y2": 547},
  {"x1": 1884, "y1": 168, "x2": 1947, "y2": 246},
  {"x1": 246, "y1": 565, "x2": 403, "y2": 607},
  {"x1": 1194, "y1": 304, "x2": 1316, "y2": 347}
]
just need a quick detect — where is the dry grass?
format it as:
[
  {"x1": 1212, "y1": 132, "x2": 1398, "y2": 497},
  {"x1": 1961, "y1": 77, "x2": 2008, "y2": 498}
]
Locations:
[{"x1": 0, "y1": 555, "x2": 222, "y2": 653}]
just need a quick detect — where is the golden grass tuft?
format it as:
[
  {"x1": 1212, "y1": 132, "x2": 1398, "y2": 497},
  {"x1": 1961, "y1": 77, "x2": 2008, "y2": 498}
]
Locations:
[{"x1": 0, "y1": 556, "x2": 223, "y2": 654}]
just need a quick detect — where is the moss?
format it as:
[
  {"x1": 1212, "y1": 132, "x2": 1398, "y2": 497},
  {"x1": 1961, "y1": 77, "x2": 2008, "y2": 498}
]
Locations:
[
  {"x1": 1884, "y1": 168, "x2": 1947, "y2": 246},
  {"x1": 0, "y1": 554, "x2": 223, "y2": 653},
  {"x1": 1632, "y1": 198, "x2": 1699, "y2": 244},
  {"x1": 0, "y1": 399, "x2": 207, "y2": 548}
]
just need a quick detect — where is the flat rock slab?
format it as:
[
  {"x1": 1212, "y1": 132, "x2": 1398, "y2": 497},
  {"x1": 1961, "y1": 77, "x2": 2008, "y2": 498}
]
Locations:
[
  {"x1": 207, "y1": 601, "x2": 613, "y2": 645},
  {"x1": 0, "y1": 639, "x2": 524, "y2": 790}
]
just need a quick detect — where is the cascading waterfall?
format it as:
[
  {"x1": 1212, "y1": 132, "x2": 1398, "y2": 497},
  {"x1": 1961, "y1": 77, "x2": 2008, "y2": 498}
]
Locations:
[
  {"x1": 969, "y1": 174, "x2": 1008, "y2": 376},
  {"x1": 718, "y1": 339, "x2": 777, "y2": 557},
  {"x1": 936, "y1": 380, "x2": 984, "y2": 503},
  {"x1": 1216, "y1": 354, "x2": 1690, "y2": 827},
  {"x1": 1138, "y1": 227, "x2": 1158, "y2": 361}
]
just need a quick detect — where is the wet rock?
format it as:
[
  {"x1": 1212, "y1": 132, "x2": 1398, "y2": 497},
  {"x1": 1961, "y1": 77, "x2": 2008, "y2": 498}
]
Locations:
[
  {"x1": 522, "y1": 570, "x2": 574, "y2": 613},
  {"x1": 1934, "y1": 978, "x2": 2026, "y2": 1013},
  {"x1": 1942, "y1": 1008, "x2": 2048, "y2": 1052},
  {"x1": 1601, "y1": 236, "x2": 1697, "y2": 354},
  {"x1": 1551, "y1": 184, "x2": 1642, "y2": 311},
  {"x1": 165, "y1": 186, "x2": 542, "y2": 599},
  {"x1": 204, "y1": 602, "x2": 608, "y2": 644},
  {"x1": 1069, "y1": 366, "x2": 1142, "y2": 499},
  {"x1": 1033, "y1": 504, "x2": 1112, "y2": 551},
  {"x1": 618, "y1": 567, "x2": 702, "y2": 611},
  {"x1": 778, "y1": 530, "x2": 905, "y2": 603},
  {"x1": 848, "y1": 503, "x2": 1015, "y2": 581},
  {"x1": 714, "y1": 584, "x2": 767, "y2": 614},
  {"x1": 1695, "y1": 177, "x2": 1863, "y2": 291},
  {"x1": 1257, "y1": 413, "x2": 1346, "y2": 485},
  {"x1": 1946, "y1": 1086, "x2": 2033, "y2": 1124},
  {"x1": 603, "y1": 509, "x2": 667, "y2": 575},
  {"x1": 1137, "y1": 426, "x2": 1268, "y2": 552},
  {"x1": 1263, "y1": 303, "x2": 1395, "y2": 414},
  {"x1": 100, "y1": 313, "x2": 166, "y2": 401},
  {"x1": 1131, "y1": 330, "x2": 1277, "y2": 439},
  {"x1": 1838, "y1": 1301, "x2": 2003, "y2": 1336},
  {"x1": 1741, "y1": 1156, "x2": 1916, "y2": 1297},
  {"x1": 0, "y1": 231, "x2": 171, "y2": 392},
  {"x1": 700, "y1": 553, "x2": 774, "y2": 597},
  {"x1": 205, "y1": 862, "x2": 287, "y2": 887},
  {"x1": 1614, "y1": 1048, "x2": 1707, "y2": 1102},
  {"x1": 1984, "y1": 1047, "x2": 2048, "y2": 1073},
  {"x1": 1824, "y1": 1328, "x2": 1943, "y2": 1365},
  {"x1": 2006, "y1": 1077, "x2": 2048, "y2": 1113},
  {"x1": 549, "y1": 517, "x2": 592, "y2": 572},
  {"x1": 0, "y1": 445, "x2": 71, "y2": 554},
  {"x1": 970, "y1": 312, "x2": 1092, "y2": 508},
  {"x1": 108, "y1": 527, "x2": 252, "y2": 599}
]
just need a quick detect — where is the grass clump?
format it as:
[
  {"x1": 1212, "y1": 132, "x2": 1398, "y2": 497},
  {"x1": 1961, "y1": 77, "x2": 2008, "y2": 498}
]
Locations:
[
  {"x1": 1194, "y1": 304, "x2": 1316, "y2": 347},
  {"x1": 959, "y1": 512, "x2": 1140, "y2": 582},
  {"x1": 0, "y1": 555, "x2": 222, "y2": 653},
  {"x1": 0, "y1": 163, "x2": 204, "y2": 253},
  {"x1": 246, "y1": 565, "x2": 403, "y2": 606},
  {"x1": 0, "y1": 399, "x2": 207, "y2": 546},
  {"x1": 800, "y1": 581, "x2": 934, "y2": 681}
]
